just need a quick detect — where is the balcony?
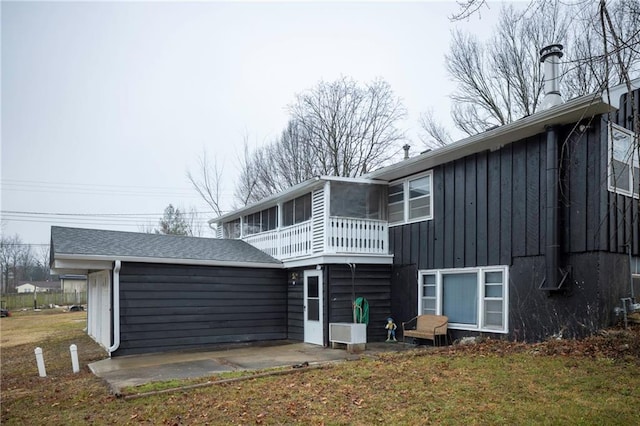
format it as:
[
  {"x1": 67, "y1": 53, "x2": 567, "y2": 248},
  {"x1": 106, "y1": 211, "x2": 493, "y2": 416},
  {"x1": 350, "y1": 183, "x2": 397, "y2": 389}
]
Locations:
[
  {"x1": 213, "y1": 177, "x2": 392, "y2": 265},
  {"x1": 243, "y1": 216, "x2": 388, "y2": 261}
]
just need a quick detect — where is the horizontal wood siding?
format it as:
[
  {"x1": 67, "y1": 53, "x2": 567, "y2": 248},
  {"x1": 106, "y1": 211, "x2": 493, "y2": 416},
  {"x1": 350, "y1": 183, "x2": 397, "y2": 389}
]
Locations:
[
  {"x1": 327, "y1": 264, "x2": 391, "y2": 342},
  {"x1": 116, "y1": 262, "x2": 287, "y2": 356},
  {"x1": 287, "y1": 268, "x2": 304, "y2": 341}
]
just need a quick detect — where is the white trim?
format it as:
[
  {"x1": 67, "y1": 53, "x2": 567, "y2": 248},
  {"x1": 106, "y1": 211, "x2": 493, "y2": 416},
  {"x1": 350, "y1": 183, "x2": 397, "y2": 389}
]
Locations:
[
  {"x1": 211, "y1": 176, "x2": 387, "y2": 224},
  {"x1": 605, "y1": 77, "x2": 640, "y2": 109},
  {"x1": 388, "y1": 170, "x2": 433, "y2": 226},
  {"x1": 607, "y1": 122, "x2": 639, "y2": 198},
  {"x1": 53, "y1": 259, "x2": 113, "y2": 270},
  {"x1": 303, "y1": 269, "x2": 324, "y2": 345},
  {"x1": 282, "y1": 253, "x2": 393, "y2": 269},
  {"x1": 108, "y1": 260, "x2": 121, "y2": 355},
  {"x1": 418, "y1": 265, "x2": 509, "y2": 334},
  {"x1": 54, "y1": 253, "x2": 283, "y2": 269}
]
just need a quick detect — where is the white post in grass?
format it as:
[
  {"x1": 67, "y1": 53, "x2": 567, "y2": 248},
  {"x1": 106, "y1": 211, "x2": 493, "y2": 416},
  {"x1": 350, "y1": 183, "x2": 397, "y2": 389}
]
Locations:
[
  {"x1": 34, "y1": 347, "x2": 46, "y2": 377},
  {"x1": 69, "y1": 344, "x2": 80, "y2": 373}
]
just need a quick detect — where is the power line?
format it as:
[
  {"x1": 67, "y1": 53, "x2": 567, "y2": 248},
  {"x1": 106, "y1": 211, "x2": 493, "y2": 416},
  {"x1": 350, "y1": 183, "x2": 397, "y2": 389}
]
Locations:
[
  {"x1": 1, "y1": 209, "x2": 214, "y2": 217},
  {"x1": 1, "y1": 178, "x2": 195, "y2": 191},
  {"x1": 1, "y1": 179, "x2": 237, "y2": 197}
]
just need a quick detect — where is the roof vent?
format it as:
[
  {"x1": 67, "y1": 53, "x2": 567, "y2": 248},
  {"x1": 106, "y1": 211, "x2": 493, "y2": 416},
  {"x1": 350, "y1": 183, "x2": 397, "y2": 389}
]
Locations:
[
  {"x1": 403, "y1": 144, "x2": 410, "y2": 160},
  {"x1": 539, "y1": 44, "x2": 564, "y2": 110}
]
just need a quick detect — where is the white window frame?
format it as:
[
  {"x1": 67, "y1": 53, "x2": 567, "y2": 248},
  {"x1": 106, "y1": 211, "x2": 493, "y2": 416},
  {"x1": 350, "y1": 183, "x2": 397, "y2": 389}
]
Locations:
[
  {"x1": 608, "y1": 123, "x2": 639, "y2": 198},
  {"x1": 388, "y1": 171, "x2": 433, "y2": 226},
  {"x1": 418, "y1": 266, "x2": 509, "y2": 334}
]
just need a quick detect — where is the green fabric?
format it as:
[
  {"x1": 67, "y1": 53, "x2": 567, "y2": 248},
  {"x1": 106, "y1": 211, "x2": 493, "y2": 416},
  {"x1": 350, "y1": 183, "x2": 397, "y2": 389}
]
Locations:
[{"x1": 354, "y1": 297, "x2": 369, "y2": 324}]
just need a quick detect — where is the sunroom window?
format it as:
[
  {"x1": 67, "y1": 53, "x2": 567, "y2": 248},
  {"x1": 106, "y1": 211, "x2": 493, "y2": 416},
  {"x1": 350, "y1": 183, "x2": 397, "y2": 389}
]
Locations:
[
  {"x1": 388, "y1": 171, "x2": 433, "y2": 225},
  {"x1": 282, "y1": 193, "x2": 312, "y2": 227},
  {"x1": 608, "y1": 123, "x2": 639, "y2": 198},
  {"x1": 388, "y1": 183, "x2": 404, "y2": 224},
  {"x1": 418, "y1": 266, "x2": 508, "y2": 333}
]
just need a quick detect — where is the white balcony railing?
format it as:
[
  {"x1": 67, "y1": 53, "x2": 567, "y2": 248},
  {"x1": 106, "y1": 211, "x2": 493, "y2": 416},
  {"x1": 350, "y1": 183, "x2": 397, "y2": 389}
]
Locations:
[
  {"x1": 243, "y1": 220, "x2": 313, "y2": 260},
  {"x1": 280, "y1": 221, "x2": 313, "y2": 258},
  {"x1": 241, "y1": 217, "x2": 387, "y2": 261},
  {"x1": 327, "y1": 217, "x2": 387, "y2": 254},
  {"x1": 243, "y1": 229, "x2": 279, "y2": 258}
]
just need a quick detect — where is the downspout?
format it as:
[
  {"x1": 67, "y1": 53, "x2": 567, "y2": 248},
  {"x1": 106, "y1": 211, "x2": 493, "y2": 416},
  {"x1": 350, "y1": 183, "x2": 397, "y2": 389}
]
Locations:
[
  {"x1": 108, "y1": 260, "x2": 121, "y2": 355},
  {"x1": 348, "y1": 263, "x2": 356, "y2": 322}
]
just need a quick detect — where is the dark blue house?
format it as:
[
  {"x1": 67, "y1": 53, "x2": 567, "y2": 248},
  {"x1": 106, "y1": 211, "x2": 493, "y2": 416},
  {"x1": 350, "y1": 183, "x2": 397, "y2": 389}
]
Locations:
[{"x1": 51, "y1": 57, "x2": 640, "y2": 355}]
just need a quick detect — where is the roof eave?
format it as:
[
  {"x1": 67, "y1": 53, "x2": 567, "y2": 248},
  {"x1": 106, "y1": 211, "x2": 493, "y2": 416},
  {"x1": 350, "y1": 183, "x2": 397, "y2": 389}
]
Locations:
[
  {"x1": 367, "y1": 93, "x2": 613, "y2": 182},
  {"x1": 210, "y1": 175, "x2": 387, "y2": 225},
  {"x1": 53, "y1": 253, "x2": 283, "y2": 269}
]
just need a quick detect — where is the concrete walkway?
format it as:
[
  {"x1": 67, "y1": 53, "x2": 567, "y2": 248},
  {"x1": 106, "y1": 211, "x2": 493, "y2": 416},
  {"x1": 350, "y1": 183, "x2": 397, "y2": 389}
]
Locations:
[{"x1": 89, "y1": 341, "x2": 414, "y2": 394}]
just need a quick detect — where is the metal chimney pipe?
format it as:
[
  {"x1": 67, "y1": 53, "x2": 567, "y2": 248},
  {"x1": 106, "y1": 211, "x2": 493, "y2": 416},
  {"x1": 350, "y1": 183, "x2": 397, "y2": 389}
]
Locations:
[
  {"x1": 539, "y1": 44, "x2": 564, "y2": 110},
  {"x1": 403, "y1": 144, "x2": 410, "y2": 160}
]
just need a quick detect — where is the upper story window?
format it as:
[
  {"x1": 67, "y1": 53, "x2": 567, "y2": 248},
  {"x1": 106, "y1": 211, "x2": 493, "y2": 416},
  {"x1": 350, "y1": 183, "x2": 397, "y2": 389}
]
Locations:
[
  {"x1": 282, "y1": 193, "x2": 312, "y2": 227},
  {"x1": 388, "y1": 171, "x2": 433, "y2": 225},
  {"x1": 243, "y1": 206, "x2": 277, "y2": 236},
  {"x1": 330, "y1": 182, "x2": 386, "y2": 219},
  {"x1": 608, "y1": 123, "x2": 639, "y2": 198},
  {"x1": 223, "y1": 218, "x2": 241, "y2": 239}
]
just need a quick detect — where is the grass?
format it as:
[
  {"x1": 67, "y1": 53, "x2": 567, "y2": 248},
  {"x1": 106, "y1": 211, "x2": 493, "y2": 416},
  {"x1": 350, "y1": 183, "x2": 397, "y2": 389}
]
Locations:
[{"x1": 2, "y1": 311, "x2": 640, "y2": 424}]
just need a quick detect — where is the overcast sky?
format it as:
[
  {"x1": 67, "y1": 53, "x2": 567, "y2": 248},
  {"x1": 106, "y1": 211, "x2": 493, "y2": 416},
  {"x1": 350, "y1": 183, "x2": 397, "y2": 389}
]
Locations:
[{"x1": 1, "y1": 0, "x2": 511, "y2": 246}]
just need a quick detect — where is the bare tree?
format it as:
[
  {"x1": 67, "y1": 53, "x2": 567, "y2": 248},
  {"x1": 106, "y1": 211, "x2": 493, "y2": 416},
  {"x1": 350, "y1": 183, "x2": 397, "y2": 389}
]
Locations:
[
  {"x1": 445, "y1": 3, "x2": 569, "y2": 135},
  {"x1": 0, "y1": 234, "x2": 32, "y2": 292},
  {"x1": 290, "y1": 77, "x2": 407, "y2": 178},
  {"x1": 450, "y1": 0, "x2": 489, "y2": 21},
  {"x1": 187, "y1": 148, "x2": 225, "y2": 217},
  {"x1": 184, "y1": 206, "x2": 205, "y2": 237},
  {"x1": 424, "y1": 0, "x2": 640, "y2": 142},
  {"x1": 233, "y1": 138, "x2": 261, "y2": 207},
  {"x1": 234, "y1": 120, "x2": 319, "y2": 205},
  {"x1": 419, "y1": 109, "x2": 453, "y2": 149},
  {"x1": 232, "y1": 78, "x2": 407, "y2": 205}
]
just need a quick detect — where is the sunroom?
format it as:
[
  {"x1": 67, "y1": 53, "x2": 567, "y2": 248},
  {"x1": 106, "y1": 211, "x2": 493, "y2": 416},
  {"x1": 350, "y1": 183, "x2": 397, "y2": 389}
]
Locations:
[{"x1": 211, "y1": 176, "x2": 393, "y2": 268}]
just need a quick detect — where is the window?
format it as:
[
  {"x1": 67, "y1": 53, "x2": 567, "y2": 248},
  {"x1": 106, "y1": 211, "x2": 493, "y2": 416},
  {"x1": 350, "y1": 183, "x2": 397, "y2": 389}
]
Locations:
[
  {"x1": 242, "y1": 206, "x2": 278, "y2": 236},
  {"x1": 223, "y1": 218, "x2": 241, "y2": 239},
  {"x1": 409, "y1": 176, "x2": 430, "y2": 220},
  {"x1": 388, "y1": 172, "x2": 433, "y2": 225},
  {"x1": 420, "y1": 274, "x2": 436, "y2": 315},
  {"x1": 329, "y1": 182, "x2": 386, "y2": 219},
  {"x1": 282, "y1": 193, "x2": 312, "y2": 227},
  {"x1": 388, "y1": 183, "x2": 404, "y2": 223},
  {"x1": 418, "y1": 266, "x2": 508, "y2": 333},
  {"x1": 608, "y1": 123, "x2": 639, "y2": 197}
]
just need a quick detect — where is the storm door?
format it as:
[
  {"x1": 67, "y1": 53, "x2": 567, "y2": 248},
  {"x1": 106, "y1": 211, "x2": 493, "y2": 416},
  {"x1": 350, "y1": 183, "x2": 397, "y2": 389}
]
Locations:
[{"x1": 303, "y1": 270, "x2": 324, "y2": 345}]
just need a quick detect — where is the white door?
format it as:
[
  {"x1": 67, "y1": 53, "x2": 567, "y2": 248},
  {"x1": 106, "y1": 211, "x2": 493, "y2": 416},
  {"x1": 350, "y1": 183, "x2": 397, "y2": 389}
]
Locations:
[
  {"x1": 87, "y1": 271, "x2": 111, "y2": 349},
  {"x1": 303, "y1": 270, "x2": 324, "y2": 345}
]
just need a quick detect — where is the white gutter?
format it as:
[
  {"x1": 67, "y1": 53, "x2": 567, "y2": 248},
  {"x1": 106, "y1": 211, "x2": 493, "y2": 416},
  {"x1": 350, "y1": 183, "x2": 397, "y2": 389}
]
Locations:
[
  {"x1": 108, "y1": 260, "x2": 121, "y2": 355},
  {"x1": 54, "y1": 253, "x2": 283, "y2": 269}
]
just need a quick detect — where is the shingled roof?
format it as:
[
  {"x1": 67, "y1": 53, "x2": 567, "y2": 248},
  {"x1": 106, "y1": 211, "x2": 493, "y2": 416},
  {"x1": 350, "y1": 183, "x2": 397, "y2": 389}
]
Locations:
[{"x1": 51, "y1": 226, "x2": 282, "y2": 268}]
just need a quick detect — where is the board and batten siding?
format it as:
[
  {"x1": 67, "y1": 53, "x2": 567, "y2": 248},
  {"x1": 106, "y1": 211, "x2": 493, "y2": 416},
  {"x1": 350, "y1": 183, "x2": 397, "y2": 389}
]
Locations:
[
  {"x1": 390, "y1": 133, "x2": 549, "y2": 269},
  {"x1": 116, "y1": 262, "x2": 287, "y2": 356},
  {"x1": 326, "y1": 264, "x2": 392, "y2": 343},
  {"x1": 598, "y1": 89, "x2": 640, "y2": 255},
  {"x1": 389, "y1": 111, "x2": 633, "y2": 269}
]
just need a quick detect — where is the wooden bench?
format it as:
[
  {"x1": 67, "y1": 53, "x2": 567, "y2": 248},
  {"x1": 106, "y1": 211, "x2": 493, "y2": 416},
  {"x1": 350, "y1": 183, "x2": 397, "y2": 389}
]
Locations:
[{"x1": 402, "y1": 315, "x2": 448, "y2": 346}]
